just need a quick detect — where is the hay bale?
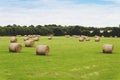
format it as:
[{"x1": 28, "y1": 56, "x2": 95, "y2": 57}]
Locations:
[
  {"x1": 10, "y1": 36, "x2": 17, "y2": 43},
  {"x1": 65, "y1": 35, "x2": 70, "y2": 38},
  {"x1": 81, "y1": 35, "x2": 87, "y2": 40},
  {"x1": 17, "y1": 35, "x2": 22, "y2": 37},
  {"x1": 103, "y1": 44, "x2": 113, "y2": 53},
  {"x1": 33, "y1": 37, "x2": 39, "y2": 41},
  {"x1": 75, "y1": 35, "x2": 79, "y2": 38},
  {"x1": 36, "y1": 45, "x2": 50, "y2": 55},
  {"x1": 48, "y1": 36, "x2": 52, "y2": 40},
  {"x1": 28, "y1": 35, "x2": 33, "y2": 38},
  {"x1": 115, "y1": 36, "x2": 117, "y2": 38},
  {"x1": 72, "y1": 35, "x2": 79, "y2": 38},
  {"x1": 23, "y1": 37, "x2": 29, "y2": 41},
  {"x1": 79, "y1": 37, "x2": 84, "y2": 42},
  {"x1": 85, "y1": 37, "x2": 90, "y2": 41},
  {"x1": 25, "y1": 40, "x2": 34, "y2": 47},
  {"x1": 24, "y1": 35, "x2": 27, "y2": 37},
  {"x1": 36, "y1": 35, "x2": 40, "y2": 37},
  {"x1": 33, "y1": 35, "x2": 37, "y2": 38},
  {"x1": 95, "y1": 37, "x2": 100, "y2": 42},
  {"x1": 9, "y1": 43, "x2": 22, "y2": 52},
  {"x1": 95, "y1": 35, "x2": 100, "y2": 38}
]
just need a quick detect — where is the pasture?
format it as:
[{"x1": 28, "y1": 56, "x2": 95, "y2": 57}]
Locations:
[{"x1": 0, "y1": 36, "x2": 120, "y2": 80}]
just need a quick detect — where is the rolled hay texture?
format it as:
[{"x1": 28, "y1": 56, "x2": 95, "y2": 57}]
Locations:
[
  {"x1": 9, "y1": 43, "x2": 22, "y2": 52},
  {"x1": 95, "y1": 37, "x2": 100, "y2": 42},
  {"x1": 48, "y1": 36, "x2": 52, "y2": 40},
  {"x1": 103, "y1": 44, "x2": 113, "y2": 53},
  {"x1": 23, "y1": 37, "x2": 29, "y2": 41},
  {"x1": 33, "y1": 35, "x2": 37, "y2": 38},
  {"x1": 85, "y1": 37, "x2": 90, "y2": 41},
  {"x1": 28, "y1": 35, "x2": 33, "y2": 38},
  {"x1": 75, "y1": 35, "x2": 79, "y2": 38},
  {"x1": 65, "y1": 35, "x2": 70, "y2": 38},
  {"x1": 95, "y1": 35, "x2": 100, "y2": 38},
  {"x1": 24, "y1": 35, "x2": 27, "y2": 37},
  {"x1": 79, "y1": 37, "x2": 84, "y2": 42},
  {"x1": 81, "y1": 35, "x2": 87, "y2": 40},
  {"x1": 36, "y1": 45, "x2": 50, "y2": 55},
  {"x1": 17, "y1": 35, "x2": 22, "y2": 37},
  {"x1": 33, "y1": 37, "x2": 39, "y2": 41},
  {"x1": 25, "y1": 40, "x2": 34, "y2": 47},
  {"x1": 10, "y1": 36, "x2": 17, "y2": 43}
]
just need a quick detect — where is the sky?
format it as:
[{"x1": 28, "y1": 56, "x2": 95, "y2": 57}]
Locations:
[{"x1": 0, "y1": 0, "x2": 120, "y2": 27}]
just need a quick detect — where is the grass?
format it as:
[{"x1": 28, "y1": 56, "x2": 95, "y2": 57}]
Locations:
[{"x1": 0, "y1": 36, "x2": 120, "y2": 80}]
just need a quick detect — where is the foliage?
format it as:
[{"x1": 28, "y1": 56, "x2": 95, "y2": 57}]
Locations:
[{"x1": 0, "y1": 24, "x2": 120, "y2": 36}]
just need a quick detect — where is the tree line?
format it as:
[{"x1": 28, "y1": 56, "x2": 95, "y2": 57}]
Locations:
[{"x1": 0, "y1": 24, "x2": 120, "y2": 37}]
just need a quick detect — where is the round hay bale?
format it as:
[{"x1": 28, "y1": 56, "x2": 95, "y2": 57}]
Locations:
[
  {"x1": 95, "y1": 35, "x2": 100, "y2": 38},
  {"x1": 33, "y1": 35, "x2": 37, "y2": 38},
  {"x1": 28, "y1": 35, "x2": 33, "y2": 38},
  {"x1": 103, "y1": 44, "x2": 113, "y2": 53},
  {"x1": 17, "y1": 35, "x2": 22, "y2": 37},
  {"x1": 9, "y1": 43, "x2": 22, "y2": 52},
  {"x1": 33, "y1": 37, "x2": 39, "y2": 41},
  {"x1": 25, "y1": 40, "x2": 34, "y2": 47},
  {"x1": 85, "y1": 37, "x2": 90, "y2": 41},
  {"x1": 10, "y1": 36, "x2": 17, "y2": 43},
  {"x1": 81, "y1": 35, "x2": 87, "y2": 40},
  {"x1": 24, "y1": 35, "x2": 27, "y2": 37},
  {"x1": 36, "y1": 45, "x2": 50, "y2": 55},
  {"x1": 79, "y1": 37, "x2": 84, "y2": 42},
  {"x1": 101, "y1": 35, "x2": 104, "y2": 38},
  {"x1": 23, "y1": 37, "x2": 29, "y2": 41},
  {"x1": 75, "y1": 35, "x2": 79, "y2": 38},
  {"x1": 48, "y1": 36, "x2": 52, "y2": 40},
  {"x1": 115, "y1": 36, "x2": 117, "y2": 38},
  {"x1": 95, "y1": 37, "x2": 100, "y2": 42},
  {"x1": 36, "y1": 35, "x2": 40, "y2": 37},
  {"x1": 65, "y1": 35, "x2": 70, "y2": 38}
]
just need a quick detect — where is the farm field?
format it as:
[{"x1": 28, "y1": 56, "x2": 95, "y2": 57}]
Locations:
[{"x1": 0, "y1": 36, "x2": 120, "y2": 80}]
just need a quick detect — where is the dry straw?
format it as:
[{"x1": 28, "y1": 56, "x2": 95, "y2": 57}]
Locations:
[
  {"x1": 65, "y1": 35, "x2": 70, "y2": 38},
  {"x1": 103, "y1": 44, "x2": 113, "y2": 53},
  {"x1": 36, "y1": 45, "x2": 50, "y2": 55},
  {"x1": 10, "y1": 36, "x2": 17, "y2": 43},
  {"x1": 48, "y1": 36, "x2": 52, "y2": 40},
  {"x1": 95, "y1": 37, "x2": 100, "y2": 42},
  {"x1": 79, "y1": 37, "x2": 84, "y2": 42},
  {"x1": 33, "y1": 37, "x2": 39, "y2": 41},
  {"x1": 9, "y1": 43, "x2": 22, "y2": 52},
  {"x1": 85, "y1": 37, "x2": 90, "y2": 41},
  {"x1": 23, "y1": 36, "x2": 29, "y2": 41},
  {"x1": 25, "y1": 40, "x2": 34, "y2": 47}
]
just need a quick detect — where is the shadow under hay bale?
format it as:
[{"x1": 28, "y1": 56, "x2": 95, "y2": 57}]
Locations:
[
  {"x1": 25, "y1": 40, "x2": 34, "y2": 47},
  {"x1": 36, "y1": 45, "x2": 50, "y2": 55},
  {"x1": 9, "y1": 43, "x2": 22, "y2": 53},
  {"x1": 102, "y1": 44, "x2": 113, "y2": 53},
  {"x1": 10, "y1": 36, "x2": 17, "y2": 43}
]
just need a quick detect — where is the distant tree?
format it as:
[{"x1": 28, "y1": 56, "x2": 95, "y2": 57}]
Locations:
[{"x1": 53, "y1": 28, "x2": 64, "y2": 36}]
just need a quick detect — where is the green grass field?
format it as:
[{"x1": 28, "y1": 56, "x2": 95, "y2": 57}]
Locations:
[{"x1": 0, "y1": 36, "x2": 120, "y2": 80}]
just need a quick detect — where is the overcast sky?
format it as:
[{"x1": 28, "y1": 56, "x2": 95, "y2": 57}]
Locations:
[{"x1": 0, "y1": 0, "x2": 120, "y2": 27}]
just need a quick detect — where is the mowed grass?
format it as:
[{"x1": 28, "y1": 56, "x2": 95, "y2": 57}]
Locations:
[{"x1": 0, "y1": 36, "x2": 120, "y2": 80}]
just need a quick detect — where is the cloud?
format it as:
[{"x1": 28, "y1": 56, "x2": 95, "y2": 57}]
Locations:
[
  {"x1": 103, "y1": 0, "x2": 120, "y2": 3},
  {"x1": 0, "y1": 0, "x2": 120, "y2": 27}
]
